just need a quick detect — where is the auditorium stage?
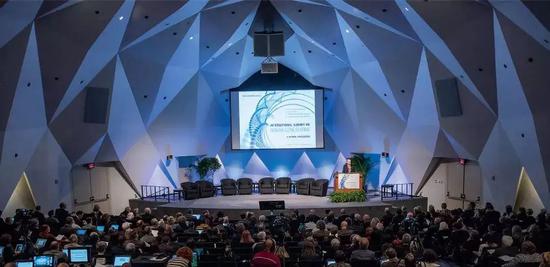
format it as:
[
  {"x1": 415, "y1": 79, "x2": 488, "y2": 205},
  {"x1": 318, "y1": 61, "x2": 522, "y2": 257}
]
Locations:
[{"x1": 130, "y1": 194, "x2": 427, "y2": 218}]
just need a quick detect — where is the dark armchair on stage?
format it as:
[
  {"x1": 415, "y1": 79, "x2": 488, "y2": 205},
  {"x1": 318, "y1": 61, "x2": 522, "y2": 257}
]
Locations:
[
  {"x1": 275, "y1": 177, "x2": 292, "y2": 194},
  {"x1": 180, "y1": 182, "x2": 200, "y2": 200},
  {"x1": 296, "y1": 178, "x2": 329, "y2": 196},
  {"x1": 180, "y1": 177, "x2": 329, "y2": 199},
  {"x1": 259, "y1": 177, "x2": 275, "y2": 194},
  {"x1": 237, "y1": 178, "x2": 253, "y2": 195},
  {"x1": 220, "y1": 178, "x2": 237, "y2": 195}
]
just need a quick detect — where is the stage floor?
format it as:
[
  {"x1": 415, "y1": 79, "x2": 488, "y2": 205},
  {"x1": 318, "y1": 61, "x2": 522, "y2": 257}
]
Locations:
[
  {"x1": 160, "y1": 194, "x2": 392, "y2": 210},
  {"x1": 132, "y1": 193, "x2": 427, "y2": 218}
]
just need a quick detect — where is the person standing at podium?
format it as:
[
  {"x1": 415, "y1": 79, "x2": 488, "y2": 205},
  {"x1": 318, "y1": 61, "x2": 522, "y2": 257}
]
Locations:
[{"x1": 342, "y1": 158, "x2": 353, "y2": 173}]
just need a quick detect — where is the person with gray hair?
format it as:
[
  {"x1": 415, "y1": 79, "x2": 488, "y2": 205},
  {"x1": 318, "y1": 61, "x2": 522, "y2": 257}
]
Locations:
[
  {"x1": 493, "y1": 235, "x2": 518, "y2": 258},
  {"x1": 252, "y1": 231, "x2": 267, "y2": 253}
]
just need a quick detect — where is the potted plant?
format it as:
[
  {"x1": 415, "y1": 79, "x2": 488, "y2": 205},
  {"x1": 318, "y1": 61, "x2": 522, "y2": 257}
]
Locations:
[
  {"x1": 192, "y1": 157, "x2": 221, "y2": 180},
  {"x1": 350, "y1": 153, "x2": 373, "y2": 189}
]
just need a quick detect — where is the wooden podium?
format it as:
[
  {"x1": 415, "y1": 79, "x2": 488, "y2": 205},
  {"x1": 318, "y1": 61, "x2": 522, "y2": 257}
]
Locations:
[{"x1": 333, "y1": 172, "x2": 363, "y2": 192}]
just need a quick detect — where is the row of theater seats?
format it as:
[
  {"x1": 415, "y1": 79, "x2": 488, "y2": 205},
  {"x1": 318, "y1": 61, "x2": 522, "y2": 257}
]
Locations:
[{"x1": 179, "y1": 178, "x2": 329, "y2": 200}]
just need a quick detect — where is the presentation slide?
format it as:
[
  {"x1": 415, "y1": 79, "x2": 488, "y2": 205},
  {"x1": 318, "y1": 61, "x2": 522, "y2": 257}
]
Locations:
[{"x1": 231, "y1": 89, "x2": 324, "y2": 149}]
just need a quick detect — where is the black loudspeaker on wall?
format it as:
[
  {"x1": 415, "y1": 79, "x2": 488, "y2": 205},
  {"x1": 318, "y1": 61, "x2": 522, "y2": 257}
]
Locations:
[
  {"x1": 84, "y1": 87, "x2": 110, "y2": 124},
  {"x1": 254, "y1": 32, "x2": 284, "y2": 57},
  {"x1": 434, "y1": 78, "x2": 463, "y2": 117}
]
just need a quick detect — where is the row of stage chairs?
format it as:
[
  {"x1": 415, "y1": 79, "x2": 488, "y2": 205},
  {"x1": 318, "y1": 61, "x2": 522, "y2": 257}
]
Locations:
[{"x1": 178, "y1": 177, "x2": 329, "y2": 200}]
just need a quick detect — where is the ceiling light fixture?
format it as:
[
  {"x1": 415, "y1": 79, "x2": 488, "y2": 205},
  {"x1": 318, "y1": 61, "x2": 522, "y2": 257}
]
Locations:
[{"x1": 119, "y1": 16, "x2": 124, "y2": 20}]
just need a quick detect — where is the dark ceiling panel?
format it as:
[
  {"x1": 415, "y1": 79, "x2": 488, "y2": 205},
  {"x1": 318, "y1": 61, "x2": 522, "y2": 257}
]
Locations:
[
  {"x1": 120, "y1": 15, "x2": 196, "y2": 124},
  {"x1": 36, "y1": 0, "x2": 68, "y2": 17},
  {"x1": 0, "y1": 26, "x2": 31, "y2": 164},
  {"x1": 248, "y1": 0, "x2": 293, "y2": 41},
  {"x1": 497, "y1": 12, "x2": 550, "y2": 191},
  {"x1": 345, "y1": 0, "x2": 420, "y2": 41},
  {"x1": 340, "y1": 11, "x2": 422, "y2": 120},
  {"x1": 409, "y1": 1, "x2": 498, "y2": 114},
  {"x1": 522, "y1": 0, "x2": 550, "y2": 32},
  {"x1": 426, "y1": 50, "x2": 496, "y2": 159},
  {"x1": 120, "y1": 0, "x2": 188, "y2": 48},
  {"x1": 49, "y1": 59, "x2": 116, "y2": 163},
  {"x1": 35, "y1": 0, "x2": 123, "y2": 122}
]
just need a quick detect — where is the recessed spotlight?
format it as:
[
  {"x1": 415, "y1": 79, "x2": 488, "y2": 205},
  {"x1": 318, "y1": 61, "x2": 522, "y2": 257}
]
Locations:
[
  {"x1": 345, "y1": 29, "x2": 350, "y2": 33},
  {"x1": 144, "y1": 15, "x2": 149, "y2": 19},
  {"x1": 405, "y1": 7, "x2": 409, "y2": 11},
  {"x1": 172, "y1": 32, "x2": 177, "y2": 35},
  {"x1": 231, "y1": 11, "x2": 235, "y2": 15},
  {"x1": 298, "y1": 9, "x2": 302, "y2": 13},
  {"x1": 119, "y1": 16, "x2": 124, "y2": 20},
  {"x1": 189, "y1": 36, "x2": 194, "y2": 40},
  {"x1": 528, "y1": 57, "x2": 534, "y2": 62},
  {"x1": 308, "y1": 50, "x2": 312, "y2": 53},
  {"x1": 227, "y1": 42, "x2": 232, "y2": 46},
  {"x1": 95, "y1": 10, "x2": 100, "y2": 14},
  {"x1": 382, "y1": 8, "x2": 387, "y2": 13}
]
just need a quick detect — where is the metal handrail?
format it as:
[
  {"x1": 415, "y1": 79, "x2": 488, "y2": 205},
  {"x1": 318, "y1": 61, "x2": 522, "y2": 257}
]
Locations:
[
  {"x1": 380, "y1": 183, "x2": 415, "y2": 200},
  {"x1": 141, "y1": 185, "x2": 172, "y2": 202}
]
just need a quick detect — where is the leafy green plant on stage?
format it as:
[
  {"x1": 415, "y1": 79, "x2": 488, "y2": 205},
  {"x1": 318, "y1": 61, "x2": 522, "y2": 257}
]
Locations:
[
  {"x1": 192, "y1": 157, "x2": 221, "y2": 180},
  {"x1": 329, "y1": 190, "x2": 366, "y2": 203},
  {"x1": 350, "y1": 153, "x2": 373, "y2": 188}
]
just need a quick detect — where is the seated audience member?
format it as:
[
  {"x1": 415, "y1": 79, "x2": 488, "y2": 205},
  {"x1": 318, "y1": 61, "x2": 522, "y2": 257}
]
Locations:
[
  {"x1": 503, "y1": 241, "x2": 542, "y2": 267},
  {"x1": 337, "y1": 221, "x2": 353, "y2": 240},
  {"x1": 381, "y1": 248, "x2": 399, "y2": 267},
  {"x1": 43, "y1": 241, "x2": 68, "y2": 262},
  {"x1": 252, "y1": 231, "x2": 267, "y2": 253},
  {"x1": 540, "y1": 252, "x2": 550, "y2": 267},
  {"x1": 93, "y1": 241, "x2": 109, "y2": 267},
  {"x1": 493, "y1": 235, "x2": 518, "y2": 258},
  {"x1": 300, "y1": 239, "x2": 321, "y2": 262},
  {"x1": 325, "y1": 238, "x2": 341, "y2": 260},
  {"x1": 398, "y1": 253, "x2": 417, "y2": 267},
  {"x1": 417, "y1": 249, "x2": 440, "y2": 267},
  {"x1": 240, "y1": 230, "x2": 255, "y2": 244},
  {"x1": 251, "y1": 239, "x2": 281, "y2": 267},
  {"x1": 0, "y1": 234, "x2": 15, "y2": 264},
  {"x1": 167, "y1": 247, "x2": 193, "y2": 267},
  {"x1": 64, "y1": 234, "x2": 80, "y2": 248},
  {"x1": 328, "y1": 250, "x2": 350, "y2": 267},
  {"x1": 349, "y1": 237, "x2": 375, "y2": 261},
  {"x1": 313, "y1": 220, "x2": 329, "y2": 242}
]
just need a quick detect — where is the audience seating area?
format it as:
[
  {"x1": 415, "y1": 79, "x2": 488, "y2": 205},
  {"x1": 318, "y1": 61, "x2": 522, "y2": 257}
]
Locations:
[
  {"x1": 178, "y1": 178, "x2": 330, "y2": 200},
  {"x1": 1, "y1": 202, "x2": 549, "y2": 267}
]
